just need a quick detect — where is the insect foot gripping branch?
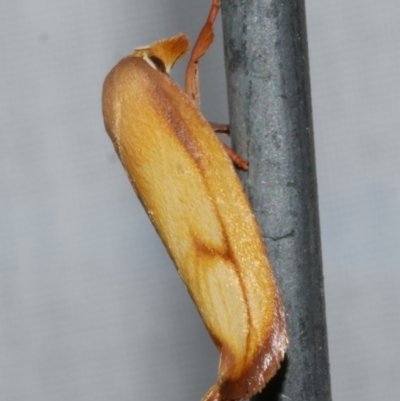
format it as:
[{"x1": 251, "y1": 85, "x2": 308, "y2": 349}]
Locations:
[{"x1": 102, "y1": 2, "x2": 288, "y2": 401}]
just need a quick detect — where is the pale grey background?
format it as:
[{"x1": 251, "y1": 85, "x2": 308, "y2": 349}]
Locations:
[{"x1": 1, "y1": 1, "x2": 399, "y2": 400}]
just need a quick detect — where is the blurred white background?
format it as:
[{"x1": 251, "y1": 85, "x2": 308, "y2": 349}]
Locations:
[{"x1": 1, "y1": 1, "x2": 399, "y2": 400}]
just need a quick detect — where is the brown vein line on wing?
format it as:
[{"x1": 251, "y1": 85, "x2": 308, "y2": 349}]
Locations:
[{"x1": 157, "y1": 86, "x2": 252, "y2": 358}]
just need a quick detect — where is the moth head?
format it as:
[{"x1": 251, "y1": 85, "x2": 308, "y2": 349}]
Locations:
[{"x1": 133, "y1": 33, "x2": 190, "y2": 74}]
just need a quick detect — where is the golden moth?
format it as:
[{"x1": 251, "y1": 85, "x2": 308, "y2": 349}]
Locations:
[{"x1": 102, "y1": 1, "x2": 288, "y2": 400}]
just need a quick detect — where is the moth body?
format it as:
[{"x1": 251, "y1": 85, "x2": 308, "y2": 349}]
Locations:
[{"x1": 102, "y1": 12, "x2": 288, "y2": 401}]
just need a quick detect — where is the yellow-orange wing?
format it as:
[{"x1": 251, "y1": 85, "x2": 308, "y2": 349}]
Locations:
[{"x1": 102, "y1": 34, "x2": 288, "y2": 401}]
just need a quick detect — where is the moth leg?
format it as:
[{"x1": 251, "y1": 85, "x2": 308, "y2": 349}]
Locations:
[
  {"x1": 219, "y1": 140, "x2": 249, "y2": 171},
  {"x1": 209, "y1": 122, "x2": 229, "y2": 135},
  {"x1": 187, "y1": 2, "x2": 248, "y2": 171},
  {"x1": 208, "y1": 122, "x2": 248, "y2": 170},
  {"x1": 185, "y1": 0, "x2": 220, "y2": 109}
]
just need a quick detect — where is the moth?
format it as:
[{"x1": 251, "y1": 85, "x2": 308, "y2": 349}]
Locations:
[{"x1": 102, "y1": 1, "x2": 288, "y2": 400}]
